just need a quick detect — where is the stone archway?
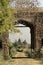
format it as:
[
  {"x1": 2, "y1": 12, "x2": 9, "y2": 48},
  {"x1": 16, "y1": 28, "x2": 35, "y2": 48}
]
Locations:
[{"x1": 16, "y1": 19, "x2": 36, "y2": 50}]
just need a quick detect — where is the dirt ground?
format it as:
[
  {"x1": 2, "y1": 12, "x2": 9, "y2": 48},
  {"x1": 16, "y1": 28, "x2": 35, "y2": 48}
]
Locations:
[
  {"x1": 0, "y1": 58, "x2": 43, "y2": 65},
  {"x1": 0, "y1": 49, "x2": 43, "y2": 65},
  {"x1": 0, "y1": 52, "x2": 43, "y2": 65}
]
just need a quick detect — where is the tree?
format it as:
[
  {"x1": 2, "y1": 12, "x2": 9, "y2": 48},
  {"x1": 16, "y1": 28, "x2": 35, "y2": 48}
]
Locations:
[
  {"x1": 18, "y1": 39, "x2": 21, "y2": 44},
  {"x1": 15, "y1": 0, "x2": 39, "y2": 8},
  {"x1": 0, "y1": 0, "x2": 18, "y2": 34},
  {"x1": 0, "y1": 0, "x2": 19, "y2": 59}
]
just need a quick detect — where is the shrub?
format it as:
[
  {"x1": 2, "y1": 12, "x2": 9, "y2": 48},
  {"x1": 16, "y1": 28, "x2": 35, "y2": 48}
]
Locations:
[
  {"x1": 9, "y1": 47, "x2": 17, "y2": 57},
  {"x1": 16, "y1": 47, "x2": 23, "y2": 52},
  {"x1": 8, "y1": 42, "x2": 14, "y2": 49},
  {"x1": 25, "y1": 49, "x2": 35, "y2": 58},
  {"x1": 25, "y1": 50, "x2": 31, "y2": 58}
]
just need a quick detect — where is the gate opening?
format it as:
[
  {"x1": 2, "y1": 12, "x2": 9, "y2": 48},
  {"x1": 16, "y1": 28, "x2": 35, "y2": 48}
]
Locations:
[{"x1": 9, "y1": 20, "x2": 35, "y2": 58}]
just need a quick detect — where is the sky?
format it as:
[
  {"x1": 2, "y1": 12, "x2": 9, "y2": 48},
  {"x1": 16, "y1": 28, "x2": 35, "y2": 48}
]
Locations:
[
  {"x1": 38, "y1": 0, "x2": 43, "y2": 7},
  {"x1": 9, "y1": 24, "x2": 31, "y2": 44}
]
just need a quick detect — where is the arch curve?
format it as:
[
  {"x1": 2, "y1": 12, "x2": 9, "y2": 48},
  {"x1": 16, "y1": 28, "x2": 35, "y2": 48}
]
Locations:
[{"x1": 17, "y1": 19, "x2": 34, "y2": 28}]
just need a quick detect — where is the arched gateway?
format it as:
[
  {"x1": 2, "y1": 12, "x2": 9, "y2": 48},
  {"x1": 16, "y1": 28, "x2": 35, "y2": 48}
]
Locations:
[
  {"x1": 14, "y1": 8, "x2": 43, "y2": 56},
  {"x1": 17, "y1": 19, "x2": 35, "y2": 49}
]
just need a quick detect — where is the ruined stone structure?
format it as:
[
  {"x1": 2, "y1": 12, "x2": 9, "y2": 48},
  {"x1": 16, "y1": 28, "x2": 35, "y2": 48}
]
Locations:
[
  {"x1": 14, "y1": 7, "x2": 43, "y2": 52},
  {"x1": 0, "y1": 7, "x2": 43, "y2": 58}
]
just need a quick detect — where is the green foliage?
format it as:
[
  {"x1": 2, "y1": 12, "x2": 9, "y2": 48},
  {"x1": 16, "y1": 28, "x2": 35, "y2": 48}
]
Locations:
[
  {"x1": 8, "y1": 41, "x2": 17, "y2": 57},
  {"x1": 16, "y1": 47, "x2": 23, "y2": 52},
  {"x1": 0, "y1": 0, "x2": 19, "y2": 34},
  {"x1": 8, "y1": 42, "x2": 13, "y2": 49},
  {"x1": 10, "y1": 47, "x2": 17, "y2": 57},
  {"x1": 25, "y1": 49, "x2": 36, "y2": 58},
  {"x1": 13, "y1": 39, "x2": 24, "y2": 52}
]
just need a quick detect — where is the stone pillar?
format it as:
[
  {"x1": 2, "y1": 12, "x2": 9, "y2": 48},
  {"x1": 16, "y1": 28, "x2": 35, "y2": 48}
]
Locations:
[
  {"x1": 2, "y1": 32, "x2": 9, "y2": 59},
  {"x1": 35, "y1": 37, "x2": 41, "y2": 51},
  {"x1": 35, "y1": 36, "x2": 41, "y2": 58},
  {"x1": 2, "y1": 42, "x2": 9, "y2": 59}
]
